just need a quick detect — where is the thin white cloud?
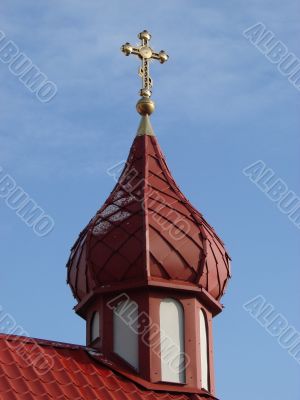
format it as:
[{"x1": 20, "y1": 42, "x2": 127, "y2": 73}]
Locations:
[{"x1": 0, "y1": 0, "x2": 298, "y2": 177}]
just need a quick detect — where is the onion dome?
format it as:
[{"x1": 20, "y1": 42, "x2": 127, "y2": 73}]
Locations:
[{"x1": 67, "y1": 116, "x2": 231, "y2": 304}]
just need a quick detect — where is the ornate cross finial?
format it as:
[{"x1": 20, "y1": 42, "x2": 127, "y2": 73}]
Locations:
[{"x1": 121, "y1": 30, "x2": 168, "y2": 115}]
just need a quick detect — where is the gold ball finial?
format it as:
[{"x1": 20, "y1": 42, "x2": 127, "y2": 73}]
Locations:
[{"x1": 136, "y1": 97, "x2": 155, "y2": 115}]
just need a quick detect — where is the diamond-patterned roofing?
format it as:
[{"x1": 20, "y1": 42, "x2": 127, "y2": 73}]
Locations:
[
  {"x1": 0, "y1": 334, "x2": 216, "y2": 400},
  {"x1": 67, "y1": 133, "x2": 231, "y2": 302}
]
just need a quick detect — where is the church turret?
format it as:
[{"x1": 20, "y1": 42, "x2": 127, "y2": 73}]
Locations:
[{"x1": 67, "y1": 31, "x2": 231, "y2": 397}]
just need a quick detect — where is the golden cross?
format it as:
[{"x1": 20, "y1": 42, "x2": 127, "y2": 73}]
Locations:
[{"x1": 121, "y1": 30, "x2": 169, "y2": 98}]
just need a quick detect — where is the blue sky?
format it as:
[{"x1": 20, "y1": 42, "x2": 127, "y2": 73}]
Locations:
[{"x1": 0, "y1": 1, "x2": 299, "y2": 399}]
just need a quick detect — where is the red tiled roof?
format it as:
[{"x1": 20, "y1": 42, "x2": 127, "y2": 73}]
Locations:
[
  {"x1": 67, "y1": 134, "x2": 231, "y2": 303},
  {"x1": 0, "y1": 334, "x2": 216, "y2": 400}
]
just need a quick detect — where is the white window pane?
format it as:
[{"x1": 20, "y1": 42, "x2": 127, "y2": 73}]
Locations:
[
  {"x1": 160, "y1": 298, "x2": 185, "y2": 383},
  {"x1": 91, "y1": 312, "x2": 100, "y2": 342},
  {"x1": 113, "y1": 300, "x2": 139, "y2": 370},
  {"x1": 199, "y1": 309, "x2": 209, "y2": 390}
]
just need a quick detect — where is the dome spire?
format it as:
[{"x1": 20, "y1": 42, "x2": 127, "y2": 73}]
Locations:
[
  {"x1": 66, "y1": 32, "x2": 231, "y2": 396},
  {"x1": 121, "y1": 30, "x2": 169, "y2": 135}
]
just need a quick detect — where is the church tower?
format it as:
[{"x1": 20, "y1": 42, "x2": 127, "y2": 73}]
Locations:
[{"x1": 67, "y1": 30, "x2": 231, "y2": 397}]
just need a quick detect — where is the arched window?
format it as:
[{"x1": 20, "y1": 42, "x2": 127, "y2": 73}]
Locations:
[
  {"x1": 160, "y1": 298, "x2": 185, "y2": 383},
  {"x1": 90, "y1": 311, "x2": 100, "y2": 342},
  {"x1": 199, "y1": 309, "x2": 209, "y2": 391},
  {"x1": 113, "y1": 299, "x2": 139, "y2": 370}
]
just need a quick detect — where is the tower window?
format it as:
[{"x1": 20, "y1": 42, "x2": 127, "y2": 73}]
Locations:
[
  {"x1": 113, "y1": 299, "x2": 139, "y2": 370},
  {"x1": 199, "y1": 309, "x2": 210, "y2": 391},
  {"x1": 90, "y1": 311, "x2": 100, "y2": 342},
  {"x1": 159, "y1": 298, "x2": 185, "y2": 383}
]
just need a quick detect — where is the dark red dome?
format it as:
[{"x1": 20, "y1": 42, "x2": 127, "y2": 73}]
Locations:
[{"x1": 67, "y1": 130, "x2": 231, "y2": 302}]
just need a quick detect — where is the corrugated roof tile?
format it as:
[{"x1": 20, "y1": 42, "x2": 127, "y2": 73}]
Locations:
[{"x1": 0, "y1": 334, "x2": 216, "y2": 400}]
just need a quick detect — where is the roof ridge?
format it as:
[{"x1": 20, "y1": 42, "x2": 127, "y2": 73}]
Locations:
[{"x1": 0, "y1": 333, "x2": 94, "y2": 352}]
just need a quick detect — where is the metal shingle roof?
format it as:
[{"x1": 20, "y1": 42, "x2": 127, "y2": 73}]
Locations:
[{"x1": 67, "y1": 134, "x2": 231, "y2": 303}]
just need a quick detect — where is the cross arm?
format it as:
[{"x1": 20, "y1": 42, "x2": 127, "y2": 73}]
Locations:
[
  {"x1": 121, "y1": 43, "x2": 140, "y2": 57},
  {"x1": 151, "y1": 50, "x2": 169, "y2": 64}
]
